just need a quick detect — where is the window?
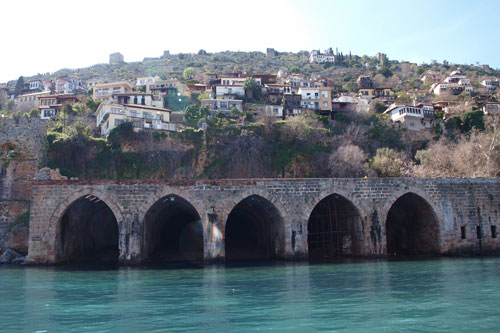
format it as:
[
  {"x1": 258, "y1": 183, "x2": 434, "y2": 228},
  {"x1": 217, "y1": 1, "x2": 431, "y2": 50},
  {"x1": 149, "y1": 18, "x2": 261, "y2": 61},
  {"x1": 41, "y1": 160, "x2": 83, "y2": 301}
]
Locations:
[
  {"x1": 322, "y1": 101, "x2": 328, "y2": 107},
  {"x1": 491, "y1": 225, "x2": 497, "y2": 238},
  {"x1": 477, "y1": 226, "x2": 482, "y2": 239},
  {"x1": 114, "y1": 119, "x2": 125, "y2": 126},
  {"x1": 461, "y1": 226, "x2": 466, "y2": 239},
  {"x1": 321, "y1": 91, "x2": 328, "y2": 98}
]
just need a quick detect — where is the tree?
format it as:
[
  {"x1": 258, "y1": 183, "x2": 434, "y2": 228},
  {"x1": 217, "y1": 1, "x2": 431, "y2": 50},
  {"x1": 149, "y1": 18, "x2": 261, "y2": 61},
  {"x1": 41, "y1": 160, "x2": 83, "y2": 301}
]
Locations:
[
  {"x1": 243, "y1": 77, "x2": 261, "y2": 100},
  {"x1": 29, "y1": 108, "x2": 40, "y2": 118},
  {"x1": 414, "y1": 127, "x2": 500, "y2": 178},
  {"x1": 370, "y1": 101, "x2": 388, "y2": 114},
  {"x1": 86, "y1": 97, "x2": 101, "y2": 112},
  {"x1": 198, "y1": 49, "x2": 207, "y2": 55},
  {"x1": 342, "y1": 81, "x2": 358, "y2": 92},
  {"x1": 15, "y1": 76, "x2": 25, "y2": 95},
  {"x1": 185, "y1": 105, "x2": 209, "y2": 127},
  {"x1": 328, "y1": 143, "x2": 370, "y2": 178},
  {"x1": 183, "y1": 67, "x2": 196, "y2": 80},
  {"x1": 369, "y1": 148, "x2": 408, "y2": 177}
]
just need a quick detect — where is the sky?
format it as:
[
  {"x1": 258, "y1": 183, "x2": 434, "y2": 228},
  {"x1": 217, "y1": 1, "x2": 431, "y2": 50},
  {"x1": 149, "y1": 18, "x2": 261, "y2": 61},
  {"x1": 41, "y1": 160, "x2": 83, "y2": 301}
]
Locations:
[{"x1": 1, "y1": 0, "x2": 499, "y2": 82}]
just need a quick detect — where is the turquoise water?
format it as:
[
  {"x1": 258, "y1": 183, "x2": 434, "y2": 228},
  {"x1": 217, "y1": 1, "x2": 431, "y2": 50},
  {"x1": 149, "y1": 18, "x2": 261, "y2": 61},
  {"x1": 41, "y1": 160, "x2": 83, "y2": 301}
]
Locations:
[{"x1": 1, "y1": 258, "x2": 499, "y2": 332}]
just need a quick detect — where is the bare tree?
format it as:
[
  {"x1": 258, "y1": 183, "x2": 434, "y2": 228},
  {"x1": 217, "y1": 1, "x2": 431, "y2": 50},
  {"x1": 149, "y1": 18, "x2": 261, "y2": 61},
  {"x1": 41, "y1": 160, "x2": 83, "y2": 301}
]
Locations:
[{"x1": 328, "y1": 143, "x2": 371, "y2": 178}]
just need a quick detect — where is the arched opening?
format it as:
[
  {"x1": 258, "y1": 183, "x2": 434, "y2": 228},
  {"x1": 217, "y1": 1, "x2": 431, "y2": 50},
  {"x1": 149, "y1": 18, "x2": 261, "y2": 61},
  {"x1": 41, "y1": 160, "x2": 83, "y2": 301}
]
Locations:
[
  {"x1": 386, "y1": 193, "x2": 440, "y2": 256},
  {"x1": 308, "y1": 194, "x2": 363, "y2": 260},
  {"x1": 1, "y1": 142, "x2": 15, "y2": 151},
  {"x1": 143, "y1": 194, "x2": 203, "y2": 264},
  {"x1": 58, "y1": 195, "x2": 119, "y2": 264},
  {"x1": 225, "y1": 195, "x2": 284, "y2": 262}
]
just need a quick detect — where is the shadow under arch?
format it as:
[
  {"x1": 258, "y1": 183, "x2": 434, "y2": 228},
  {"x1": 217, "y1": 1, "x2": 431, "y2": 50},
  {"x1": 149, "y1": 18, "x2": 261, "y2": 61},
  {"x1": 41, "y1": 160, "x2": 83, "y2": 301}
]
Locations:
[
  {"x1": 142, "y1": 194, "x2": 203, "y2": 264},
  {"x1": 307, "y1": 193, "x2": 364, "y2": 260},
  {"x1": 57, "y1": 194, "x2": 119, "y2": 264},
  {"x1": 225, "y1": 194, "x2": 285, "y2": 262},
  {"x1": 386, "y1": 192, "x2": 440, "y2": 256}
]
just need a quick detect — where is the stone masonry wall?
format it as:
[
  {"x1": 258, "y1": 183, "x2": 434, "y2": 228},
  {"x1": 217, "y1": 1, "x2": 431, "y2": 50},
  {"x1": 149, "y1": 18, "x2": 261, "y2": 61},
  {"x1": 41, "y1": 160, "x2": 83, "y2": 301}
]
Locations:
[
  {"x1": 27, "y1": 177, "x2": 500, "y2": 264},
  {"x1": 0, "y1": 117, "x2": 46, "y2": 255}
]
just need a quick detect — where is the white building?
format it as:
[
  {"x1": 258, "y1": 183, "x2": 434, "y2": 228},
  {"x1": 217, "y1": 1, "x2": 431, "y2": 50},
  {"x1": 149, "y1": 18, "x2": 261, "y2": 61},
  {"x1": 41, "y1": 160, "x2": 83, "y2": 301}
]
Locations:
[
  {"x1": 431, "y1": 70, "x2": 473, "y2": 95},
  {"x1": 481, "y1": 79, "x2": 499, "y2": 91},
  {"x1": 384, "y1": 104, "x2": 435, "y2": 131},
  {"x1": 96, "y1": 103, "x2": 175, "y2": 137},
  {"x1": 309, "y1": 50, "x2": 335, "y2": 63},
  {"x1": 201, "y1": 99, "x2": 243, "y2": 114},
  {"x1": 215, "y1": 85, "x2": 245, "y2": 98},
  {"x1": 483, "y1": 102, "x2": 500, "y2": 115},
  {"x1": 136, "y1": 76, "x2": 161, "y2": 87},
  {"x1": 220, "y1": 77, "x2": 261, "y2": 86}
]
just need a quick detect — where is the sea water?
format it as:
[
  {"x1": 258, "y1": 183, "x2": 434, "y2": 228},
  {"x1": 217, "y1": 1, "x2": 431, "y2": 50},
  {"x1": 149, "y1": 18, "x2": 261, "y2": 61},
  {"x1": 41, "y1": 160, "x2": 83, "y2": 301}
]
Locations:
[{"x1": 1, "y1": 258, "x2": 499, "y2": 332}]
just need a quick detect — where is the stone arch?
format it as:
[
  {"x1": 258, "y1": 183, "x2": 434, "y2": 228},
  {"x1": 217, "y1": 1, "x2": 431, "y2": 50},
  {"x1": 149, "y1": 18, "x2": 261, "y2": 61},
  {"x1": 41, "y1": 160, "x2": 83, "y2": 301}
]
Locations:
[
  {"x1": 137, "y1": 187, "x2": 205, "y2": 228},
  {"x1": 385, "y1": 191, "x2": 441, "y2": 256},
  {"x1": 52, "y1": 189, "x2": 123, "y2": 263},
  {"x1": 224, "y1": 193, "x2": 286, "y2": 261},
  {"x1": 303, "y1": 188, "x2": 364, "y2": 223},
  {"x1": 0, "y1": 142, "x2": 16, "y2": 151},
  {"x1": 307, "y1": 192, "x2": 364, "y2": 259},
  {"x1": 142, "y1": 193, "x2": 204, "y2": 264}
]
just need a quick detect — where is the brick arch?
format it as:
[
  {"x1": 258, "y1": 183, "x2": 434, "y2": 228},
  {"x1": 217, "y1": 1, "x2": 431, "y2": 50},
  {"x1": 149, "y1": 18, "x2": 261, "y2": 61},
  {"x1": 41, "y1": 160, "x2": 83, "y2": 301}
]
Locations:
[
  {"x1": 220, "y1": 188, "x2": 288, "y2": 234},
  {"x1": 48, "y1": 188, "x2": 124, "y2": 262},
  {"x1": 0, "y1": 142, "x2": 16, "y2": 151},
  {"x1": 303, "y1": 189, "x2": 364, "y2": 222},
  {"x1": 139, "y1": 188, "x2": 205, "y2": 263},
  {"x1": 305, "y1": 191, "x2": 366, "y2": 257},
  {"x1": 380, "y1": 187, "x2": 442, "y2": 227},
  {"x1": 383, "y1": 189, "x2": 442, "y2": 254},
  {"x1": 223, "y1": 190, "x2": 287, "y2": 260}
]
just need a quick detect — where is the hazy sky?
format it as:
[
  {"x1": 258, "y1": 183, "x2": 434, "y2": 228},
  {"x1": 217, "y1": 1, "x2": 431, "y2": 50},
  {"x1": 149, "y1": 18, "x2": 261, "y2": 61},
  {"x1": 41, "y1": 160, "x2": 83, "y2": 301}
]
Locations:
[{"x1": 1, "y1": 0, "x2": 499, "y2": 82}]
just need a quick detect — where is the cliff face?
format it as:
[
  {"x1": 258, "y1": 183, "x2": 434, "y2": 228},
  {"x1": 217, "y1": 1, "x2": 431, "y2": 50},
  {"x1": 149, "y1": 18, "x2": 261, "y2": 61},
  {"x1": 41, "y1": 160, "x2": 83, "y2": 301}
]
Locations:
[{"x1": 0, "y1": 117, "x2": 46, "y2": 260}]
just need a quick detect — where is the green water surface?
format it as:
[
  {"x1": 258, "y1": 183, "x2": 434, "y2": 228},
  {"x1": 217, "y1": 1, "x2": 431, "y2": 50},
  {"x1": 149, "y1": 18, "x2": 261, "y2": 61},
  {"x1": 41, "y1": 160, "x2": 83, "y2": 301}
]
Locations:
[{"x1": 0, "y1": 258, "x2": 499, "y2": 332}]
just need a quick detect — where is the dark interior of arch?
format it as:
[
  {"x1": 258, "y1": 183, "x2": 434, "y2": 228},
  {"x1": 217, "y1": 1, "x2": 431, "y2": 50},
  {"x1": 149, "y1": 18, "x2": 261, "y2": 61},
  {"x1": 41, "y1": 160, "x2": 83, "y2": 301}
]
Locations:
[
  {"x1": 225, "y1": 195, "x2": 284, "y2": 262},
  {"x1": 308, "y1": 194, "x2": 363, "y2": 260},
  {"x1": 143, "y1": 195, "x2": 203, "y2": 264},
  {"x1": 386, "y1": 193, "x2": 440, "y2": 256},
  {"x1": 59, "y1": 196, "x2": 119, "y2": 264}
]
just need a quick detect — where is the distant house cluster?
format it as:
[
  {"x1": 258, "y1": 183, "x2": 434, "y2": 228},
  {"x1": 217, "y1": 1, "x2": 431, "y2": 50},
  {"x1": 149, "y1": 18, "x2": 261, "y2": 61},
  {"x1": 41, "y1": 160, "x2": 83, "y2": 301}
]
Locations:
[{"x1": 1, "y1": 49, "x2": 499, "y2": 137}]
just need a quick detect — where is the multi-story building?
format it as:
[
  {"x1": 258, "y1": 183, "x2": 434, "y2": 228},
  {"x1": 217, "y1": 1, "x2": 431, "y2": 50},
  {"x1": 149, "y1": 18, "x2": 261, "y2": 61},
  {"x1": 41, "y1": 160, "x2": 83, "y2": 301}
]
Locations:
[
  {"x1": 214, "y1": 85, "x2": 245, "y2": 99},
  {"x1": 28, "y1": 80, "x2": 44, "y2": 92},
  {"x1": 146, "y1": 80, "x2": 184, "y2": 107},
  {"x1": 358, "y1": 86, "x2": 394, "y2": 99},
  {"x1": 282, "y1": 93, "x2": 302, "y2": 119},
  {"x1": 483, "y1": 102, "x2": 500, "y2": 116},
  {"x1": 309, "y1": 50, "x2": 335, "y2": 63},
  {"x1": 420, "y1": 71, "x2": 443, "y2": 83},
  {"x1": 384, "y1": 104, "x2": 435, "y2": 131},
  {"x1": 298, "y1": 87, "x2": 332, "y2": 112},
  {"x1": 38, "y1": 94, "x2": 79, "y2": 120},
  {"x1": 93, "y1": 82, "x2": 133, "y2": 103},
  {"x1": 112, "y1": 93, "x2": 153, "y2": 106},
  {"x1": 14, "y1": 92, "x2": 50, "y2": 112},
  {"x1": 431, "y1": 70, "x2": 473, "y2": 95},
  {"x1": 96, "y1": 103, "x2": 175, "y2": 136},
  {"x1": 284, "y1": 74, "x2": 313, "y2": 89},
  {"x1": 201, "y1": 99, "x2": 243, "y2": 115},
  {"x1": 55, "y1": 77, "x2": 84, "y2": 94},
  {"x1": 481, "y1": 79, "x2": 499, "y2": 91},
  {"x1": 136, "y1": 76, "x2": 161, "y2": 87}
]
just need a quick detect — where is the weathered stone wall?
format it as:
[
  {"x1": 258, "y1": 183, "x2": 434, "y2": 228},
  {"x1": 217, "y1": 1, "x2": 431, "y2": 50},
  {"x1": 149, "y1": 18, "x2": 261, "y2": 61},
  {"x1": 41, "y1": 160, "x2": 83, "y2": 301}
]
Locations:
[
  {"x1": 27, "y1": 177, "x2": 500, "y2": 264},
  {"x1": 0, "y1": 117, "x2": 46, "y2": 255}
]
